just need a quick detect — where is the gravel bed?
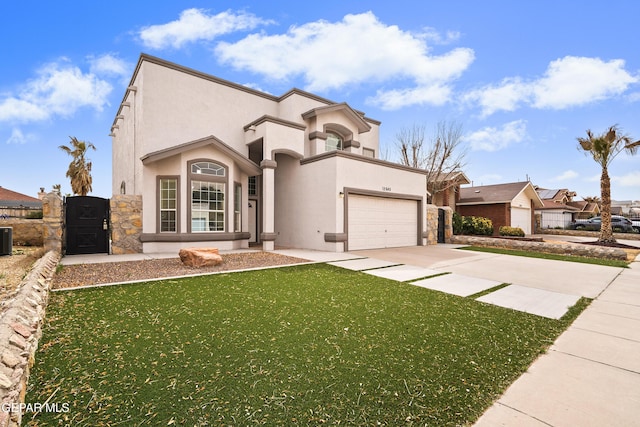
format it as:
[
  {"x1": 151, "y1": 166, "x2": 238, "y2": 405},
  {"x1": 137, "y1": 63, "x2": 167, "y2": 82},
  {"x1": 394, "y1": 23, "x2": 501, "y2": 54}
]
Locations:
[
  {"x1": 0, "y1": 247, "x2": 45, "y2": 302},
  {"x1": 53, "y1": 252, "x2": 310, "y2": 290}
]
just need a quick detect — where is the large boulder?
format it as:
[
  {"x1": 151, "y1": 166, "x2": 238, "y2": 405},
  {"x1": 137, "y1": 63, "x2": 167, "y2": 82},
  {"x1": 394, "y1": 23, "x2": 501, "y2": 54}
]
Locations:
[{"x1": 179, "y1": 247, "x2": 224, "y2": 267}]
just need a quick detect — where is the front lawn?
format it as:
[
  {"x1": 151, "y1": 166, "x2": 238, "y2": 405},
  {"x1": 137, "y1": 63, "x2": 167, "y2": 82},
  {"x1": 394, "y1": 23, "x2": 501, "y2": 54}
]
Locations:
[{"x1": 28, "y1": 264, "x2": 583, "y2": 426}]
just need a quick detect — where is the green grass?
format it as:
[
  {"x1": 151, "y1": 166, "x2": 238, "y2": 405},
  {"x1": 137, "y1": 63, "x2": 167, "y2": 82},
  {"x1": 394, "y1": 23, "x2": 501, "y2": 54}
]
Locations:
[
  {"x1": 460, "y1": 245, "x2": 629, "y2": 268},
  {"x1": 28, "y1": 264, "x2": 585, "y2": 426}
]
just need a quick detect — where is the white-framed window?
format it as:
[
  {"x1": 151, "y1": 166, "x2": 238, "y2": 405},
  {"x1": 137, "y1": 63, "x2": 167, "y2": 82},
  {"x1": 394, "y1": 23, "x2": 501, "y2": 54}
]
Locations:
[
  {"x1": 248, "y1": 176, "x2": 257, "y2": 196},
  {"x1": 159, "y1": 177, "x2": 178, "y2": 233},
  {"x1": 325, "y1": 133, "x2": 343, "y2": 152},
  {"x1": 234, "y1": 183, "x2": 242, "y2": 233},
  {"x1": 189, "y1": 161, "x2": 227, "y2": 233}
]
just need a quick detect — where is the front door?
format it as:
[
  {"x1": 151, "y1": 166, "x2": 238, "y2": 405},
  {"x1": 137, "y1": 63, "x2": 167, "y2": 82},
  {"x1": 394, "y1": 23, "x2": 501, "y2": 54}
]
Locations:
[{"x1": 65, "y1": 196, "x2": 110, "y2": 254}]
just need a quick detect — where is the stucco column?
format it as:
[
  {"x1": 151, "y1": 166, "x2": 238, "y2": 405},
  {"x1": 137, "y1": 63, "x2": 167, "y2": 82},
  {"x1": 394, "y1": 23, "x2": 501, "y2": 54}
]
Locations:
[{"x1": 260, "y1": 159, "x2": 277, "y2": 251}]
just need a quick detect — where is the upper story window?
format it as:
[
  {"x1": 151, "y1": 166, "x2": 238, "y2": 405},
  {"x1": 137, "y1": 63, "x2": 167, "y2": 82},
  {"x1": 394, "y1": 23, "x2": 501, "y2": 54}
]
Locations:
[
  {"x1": 191, "y1": 161, "x2": 225, "y2": 176},
  {"x1": 362, "y1": 148, "x2": 375, "y2": 158},
  {"x1": 325, "y1": 133, "x2": 343, "y2": 152}
]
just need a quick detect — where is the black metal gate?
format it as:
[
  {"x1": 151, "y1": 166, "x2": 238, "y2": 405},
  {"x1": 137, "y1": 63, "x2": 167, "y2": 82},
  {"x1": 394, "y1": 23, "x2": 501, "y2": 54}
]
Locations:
[
  {"x1": 437, "y1": 208, "x2": 446, "y2": 243},
  {"x1": 65, "y1": 196, "x2": 110, "y2": 255}
]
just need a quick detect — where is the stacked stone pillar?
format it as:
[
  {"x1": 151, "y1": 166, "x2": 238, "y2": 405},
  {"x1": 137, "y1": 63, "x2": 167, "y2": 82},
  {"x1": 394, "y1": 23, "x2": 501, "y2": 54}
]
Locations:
[{"x1": 41, "y1": 192, "x2": 63, "y2": 254}]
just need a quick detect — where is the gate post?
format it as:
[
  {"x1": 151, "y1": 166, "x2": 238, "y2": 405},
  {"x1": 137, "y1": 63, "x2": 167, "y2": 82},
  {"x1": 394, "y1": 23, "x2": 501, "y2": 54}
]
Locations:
[{"x1": 42, "y1": 191, "x2": 63, "y2": 253}]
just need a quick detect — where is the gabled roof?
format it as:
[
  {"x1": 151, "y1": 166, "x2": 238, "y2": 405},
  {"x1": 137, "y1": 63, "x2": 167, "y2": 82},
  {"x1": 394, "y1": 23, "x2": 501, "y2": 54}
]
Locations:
[
  {"x1": 301, "y1": 103, "x2": 372, "y2": 133},
  {"x1": 567, "y1": 201, "x2": 600, "y2": 213},
  {"x1": 429, "y1": 171, "x2": 471, "y2": 186},
  {"x1": 537, "y1": 199, "x2": 580, "y2": 211},
  {"x1": 141, "y1": 135, "x2": 262, "y2": 176},
  {"x1": 458, "y1": 181, "x2": 543, "y2": 208},
  {"x1": 0, "y1": 186, "x2": 42, "y2": 209},
  {"x1": 114, "y1": 54, "x2": 380, "y2": 129}
]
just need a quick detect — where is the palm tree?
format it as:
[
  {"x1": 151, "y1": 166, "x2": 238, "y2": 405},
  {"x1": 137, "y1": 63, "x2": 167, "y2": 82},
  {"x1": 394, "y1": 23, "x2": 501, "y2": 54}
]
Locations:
[
  {"x1": 577, "y1": 125, "x2": 639, "y2": 243},
  {"x1": 59, "y1": 136, "x2": 97, "y2": 196}
]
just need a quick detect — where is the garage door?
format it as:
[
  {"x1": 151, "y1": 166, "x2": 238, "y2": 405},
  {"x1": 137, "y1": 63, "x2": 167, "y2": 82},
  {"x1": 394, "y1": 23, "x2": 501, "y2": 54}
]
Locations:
[
  {"x1": 511, "y1": 207, "x2": 531, "y2": 234},
  {"x1": 348, "y1": 195, "x2": 418, "y2": 250}
]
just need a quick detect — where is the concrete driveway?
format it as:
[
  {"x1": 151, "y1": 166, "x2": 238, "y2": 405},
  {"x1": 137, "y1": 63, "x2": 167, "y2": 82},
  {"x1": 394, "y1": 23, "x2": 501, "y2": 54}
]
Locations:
[{"x1": 350, "y1": 244, "x2": 624, "y2": 299}]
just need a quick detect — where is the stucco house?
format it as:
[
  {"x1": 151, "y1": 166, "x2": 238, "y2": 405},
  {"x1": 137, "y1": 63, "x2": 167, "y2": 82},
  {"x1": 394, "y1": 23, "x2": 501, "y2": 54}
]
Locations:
[
  {"x1": 535, "y1": 188, "x2": 581, "y2": 229},
  {"x1": 457, "y1": 181, "x2": 543, "y2": 235},
  {"x1": 111, "y1": 54, "x2": 429, "y2": 253}
]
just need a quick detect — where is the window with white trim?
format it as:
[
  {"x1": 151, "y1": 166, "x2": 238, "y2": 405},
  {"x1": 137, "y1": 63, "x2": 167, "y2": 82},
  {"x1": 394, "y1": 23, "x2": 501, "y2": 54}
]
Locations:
[
  {"x1": 189, "y1": 161, "x2": 226, "y2": 232},
  {"x1": 234, "y1": 183, "x2": 242, "y2": 233},
  {"x1": 159, "y1": 178, "x2": 178, "y2": 232}
]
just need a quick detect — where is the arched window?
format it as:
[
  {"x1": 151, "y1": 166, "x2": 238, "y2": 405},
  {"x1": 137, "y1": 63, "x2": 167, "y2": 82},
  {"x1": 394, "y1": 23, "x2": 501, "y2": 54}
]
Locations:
[
  {"x1": 189, "y1": 160, "x2": 227, "y2": 232},
  {"x1": 325, "y1": 133, "x2": 343, "y2": 152}
]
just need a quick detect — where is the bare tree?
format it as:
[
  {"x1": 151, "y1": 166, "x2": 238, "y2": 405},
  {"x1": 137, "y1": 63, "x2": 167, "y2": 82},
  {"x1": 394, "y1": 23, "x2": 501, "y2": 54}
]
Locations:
[{"x1": 396, "y1": 120, "x2": 467, "y2": 202}]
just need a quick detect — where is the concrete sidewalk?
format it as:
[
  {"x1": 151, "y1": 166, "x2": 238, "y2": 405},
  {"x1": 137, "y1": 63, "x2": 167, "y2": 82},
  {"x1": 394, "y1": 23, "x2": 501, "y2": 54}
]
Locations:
[{"x1": 474, "y1": 255, "x2": 640, "y2": 427}]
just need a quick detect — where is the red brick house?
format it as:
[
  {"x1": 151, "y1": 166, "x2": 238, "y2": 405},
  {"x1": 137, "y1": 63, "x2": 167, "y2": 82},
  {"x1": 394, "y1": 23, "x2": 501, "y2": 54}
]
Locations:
[
  {"x1": 456, "y1": 181, "x2": 543, "y2": 235},
  {"x1": 0, "y1": 186, "x2": 43, "y2": 218}
]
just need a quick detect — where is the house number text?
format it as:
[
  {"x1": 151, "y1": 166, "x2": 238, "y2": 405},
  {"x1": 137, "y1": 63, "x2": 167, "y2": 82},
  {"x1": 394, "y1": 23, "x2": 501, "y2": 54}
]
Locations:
[{"x1": 382, "y1": 186, "x2": 392, "y2": 192}]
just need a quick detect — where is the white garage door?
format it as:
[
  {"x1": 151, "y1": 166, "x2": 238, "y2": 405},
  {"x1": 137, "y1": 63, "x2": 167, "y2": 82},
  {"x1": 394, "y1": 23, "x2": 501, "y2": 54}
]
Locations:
[
  {"x1": 511, "y1": 207, "x2": 531, "y2": 234},
  {"x1": 348, "y1": 195, "x2": 418, "y2": 251}
]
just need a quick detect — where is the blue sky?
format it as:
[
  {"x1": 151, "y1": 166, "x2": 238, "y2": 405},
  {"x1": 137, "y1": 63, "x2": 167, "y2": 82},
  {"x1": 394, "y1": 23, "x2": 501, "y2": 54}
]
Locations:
[{"x1": 2, "y1": 1, "x2": 639, "y2": 201}]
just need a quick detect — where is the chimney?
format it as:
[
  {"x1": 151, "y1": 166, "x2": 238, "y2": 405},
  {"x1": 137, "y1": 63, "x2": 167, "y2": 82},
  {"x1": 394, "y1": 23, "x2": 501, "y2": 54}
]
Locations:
[{"x1": 38, "y1": 187, "x2": 46, "y2": 200}]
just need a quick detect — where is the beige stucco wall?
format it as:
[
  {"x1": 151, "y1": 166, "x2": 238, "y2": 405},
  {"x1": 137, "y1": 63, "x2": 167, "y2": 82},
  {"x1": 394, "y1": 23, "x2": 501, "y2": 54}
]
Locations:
[{"x1": 273, "y1": 153, "x2": 427, "y2": 251}]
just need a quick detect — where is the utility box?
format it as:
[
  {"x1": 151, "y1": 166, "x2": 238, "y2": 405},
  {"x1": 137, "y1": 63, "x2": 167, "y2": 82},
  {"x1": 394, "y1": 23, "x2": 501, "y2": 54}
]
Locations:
[{"x1": 0, "y1": 227, "x2": 12, "y2": 255}]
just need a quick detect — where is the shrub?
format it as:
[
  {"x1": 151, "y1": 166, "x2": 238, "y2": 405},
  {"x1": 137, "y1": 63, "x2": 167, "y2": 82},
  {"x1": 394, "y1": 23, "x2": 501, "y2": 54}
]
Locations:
[
  {"x1": 26, "y1": 211, "x2": 43, "y2": 219},
  {"x1": 461, "y1": 215, "x2": 493, "y2": 236},
  {"x1": 452, "y1": 212, "x2": 463, "y2": 235},
  {"x1": 499, "y1": 226, "x2": 525, "y2": 237}
]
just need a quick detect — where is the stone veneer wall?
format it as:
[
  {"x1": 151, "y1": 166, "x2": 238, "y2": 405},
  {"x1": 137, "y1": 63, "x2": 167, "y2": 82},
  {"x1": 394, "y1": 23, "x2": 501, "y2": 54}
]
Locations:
[
  {"x1": 425, "y1": 205, "x2": 453, "y2": 245},
  {"x1": 41, "y1": 193, "x2": 63, "y2": 253},
  {"x1": 0, "y1": 220, "x2": 43, "y2": 247},
  {"x1": 0, "y1": 251, "x2": 60, "y2": 426},
  {"x1": 535, "y1": 228, "x2": 640, "y2": 241},
  {"x1": 110, "y1": 195, "x2": 143, "y2": 254},
  {"x1": 451, "y1": 235, "x2": 628, "y2": 260}
]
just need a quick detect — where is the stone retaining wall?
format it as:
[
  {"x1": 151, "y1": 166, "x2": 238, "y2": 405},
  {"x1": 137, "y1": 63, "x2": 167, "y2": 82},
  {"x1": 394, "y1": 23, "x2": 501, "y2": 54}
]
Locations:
[
  {"x1": 536, "y1": 229, "x2": 640, "y2": 241},
  {"x1": 451, "y1": 235, "x2": 628, "y2": 260},
  {"x1": 0, "y1": 250, "x2": 59, "y2": 426},
  {"x1": 0, "y1": 221, "x2": 43, "y2": 247}
]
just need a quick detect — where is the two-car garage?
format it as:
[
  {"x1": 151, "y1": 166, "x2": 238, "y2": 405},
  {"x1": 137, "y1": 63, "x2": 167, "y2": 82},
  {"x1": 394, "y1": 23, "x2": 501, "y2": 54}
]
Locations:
[{"x1": 347, "y1": 193, "x2": 421, "y2": 251}]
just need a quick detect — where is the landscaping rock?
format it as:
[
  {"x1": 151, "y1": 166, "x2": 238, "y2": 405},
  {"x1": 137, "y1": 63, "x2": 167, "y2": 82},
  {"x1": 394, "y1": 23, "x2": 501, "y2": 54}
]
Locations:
[{"x1": 179, "y1": 248, "x2": 224, "y2": 268}]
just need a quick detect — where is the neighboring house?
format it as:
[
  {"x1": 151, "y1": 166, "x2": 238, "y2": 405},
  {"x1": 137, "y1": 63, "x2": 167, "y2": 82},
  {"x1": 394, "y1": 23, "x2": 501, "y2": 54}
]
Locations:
[
  {"x1": 457, "y1": 181, "x2": 543, "y2": 235},
  {"x1": 566, "y1": 200, "x2": 600, "y2": 220},
  {"x1": 535, "y1": 188, "x2": 580, "y2": 229},
  {"x1": 429, "y1": 171, "x2": 470, "y2": 209},
  {"x1": 0, "y1": 186, "x2": 42, "y2": 218},
  {"x1": 111, "y1": 54, "x2": 429, "y2": 253}
]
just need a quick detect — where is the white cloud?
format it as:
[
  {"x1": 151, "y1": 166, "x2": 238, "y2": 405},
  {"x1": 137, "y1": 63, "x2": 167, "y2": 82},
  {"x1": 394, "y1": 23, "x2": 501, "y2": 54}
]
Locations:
[
  {"x1": 215, "y1": 12, "x2": 474, "y2": 109},
  {"x1": 463, "y1": 77, "x2": 531, "y2": 117},
  {"x1": 464, "y1": 120, "x2": 527, "y2": 152},
  {"x1": 0, "y1": 59, "x2": 112, "y2": 124},
  {"x1": 613, "y1": 170, "x2": 640, "y2": 187},
  {"x1": 88, "y1": 54, "x2": 130, "y2": 77},
  {"x1": 533, "y1": 57, "x2": 637, "y2": 109},
  {"x1": 138, "y1": 8, "x2": 272, "y2": 49},
  {"x1": 464, "y1": 56, "x2": 638, "y2": 116},
  {"x1": 6, "y1": 128, "x2": 34, "y2": 144},
  {"x1": 551, "y1": 169, "x2": 579, "y2": 181}
]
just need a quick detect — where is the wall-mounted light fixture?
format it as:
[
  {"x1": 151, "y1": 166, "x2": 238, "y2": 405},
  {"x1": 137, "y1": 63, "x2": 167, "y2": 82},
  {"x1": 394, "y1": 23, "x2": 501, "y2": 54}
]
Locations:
[{"x1": 339, "y1": 192, "x2": 344, "y2": 198}]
